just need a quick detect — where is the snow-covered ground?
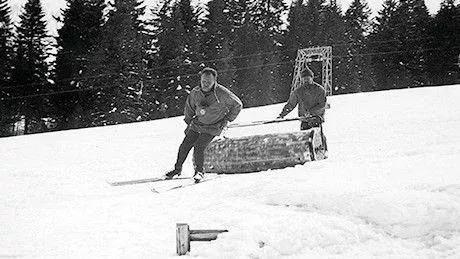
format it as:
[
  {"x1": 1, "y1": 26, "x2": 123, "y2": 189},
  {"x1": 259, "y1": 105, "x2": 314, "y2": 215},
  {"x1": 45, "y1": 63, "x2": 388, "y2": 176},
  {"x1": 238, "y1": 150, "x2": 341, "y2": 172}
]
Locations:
[{"x1": 2, "y1": 85, "x2": 460, "y2": 258}]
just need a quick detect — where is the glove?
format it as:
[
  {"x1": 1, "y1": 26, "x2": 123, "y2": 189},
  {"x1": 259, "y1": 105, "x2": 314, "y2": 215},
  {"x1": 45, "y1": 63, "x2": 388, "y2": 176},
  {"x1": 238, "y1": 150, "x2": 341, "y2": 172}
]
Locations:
[
  {"x1": 184, "y1": 115, "x2": 196, "y2": 125},
  {"x1": 220, "y1": 119, "x2": 229, "y2": 129}
]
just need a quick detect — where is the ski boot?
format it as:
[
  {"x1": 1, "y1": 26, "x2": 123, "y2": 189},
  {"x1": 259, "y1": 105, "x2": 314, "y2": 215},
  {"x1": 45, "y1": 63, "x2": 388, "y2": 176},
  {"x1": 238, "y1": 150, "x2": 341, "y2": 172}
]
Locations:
[
  {"x1": 193, "y1": 171, "x2": 204, "y2": 183},
  {"x1": 165, "y1": 168, "x2": 182, "y2": 179}
]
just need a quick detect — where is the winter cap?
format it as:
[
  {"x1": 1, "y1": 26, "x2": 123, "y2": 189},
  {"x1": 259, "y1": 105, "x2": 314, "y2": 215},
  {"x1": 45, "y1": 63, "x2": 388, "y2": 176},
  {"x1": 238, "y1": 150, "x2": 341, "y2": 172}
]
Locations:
[
  {"x1": 200, "y1": 67, "x2": 218, "y2": 78},
  {"x1": 301, "y1": 68, "x2": 314, "y2": 78}
]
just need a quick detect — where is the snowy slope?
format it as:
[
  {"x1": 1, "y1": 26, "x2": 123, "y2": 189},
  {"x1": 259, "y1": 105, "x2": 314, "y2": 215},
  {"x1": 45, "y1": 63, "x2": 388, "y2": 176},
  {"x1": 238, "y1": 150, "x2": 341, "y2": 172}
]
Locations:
[{"x1": 2, "y1": 85, "x2": 460, "y2": 258}]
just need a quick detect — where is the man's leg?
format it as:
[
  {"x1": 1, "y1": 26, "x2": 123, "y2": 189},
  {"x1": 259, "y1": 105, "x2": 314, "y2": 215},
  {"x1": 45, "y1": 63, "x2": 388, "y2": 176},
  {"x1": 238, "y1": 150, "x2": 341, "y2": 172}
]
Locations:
[
  {"x1": 174, "y1": 128, "x2": 200, "y2": 170},
  {"x1": 301, "y1": 120, "x2": 328, "y2": 154},
  {"x1": 192, "y1": 132, "x2": 215, "y2": 173}
]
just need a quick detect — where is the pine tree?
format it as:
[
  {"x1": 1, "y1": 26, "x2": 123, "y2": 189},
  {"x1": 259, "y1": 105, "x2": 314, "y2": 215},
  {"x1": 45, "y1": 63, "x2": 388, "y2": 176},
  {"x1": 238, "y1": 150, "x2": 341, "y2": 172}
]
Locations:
[
  {"x1": 393, "y1": 0, "x2": 432, "y2": 88},
  {"x1": 249, "y1": 0, "x2": 287, "y2": 105},
  {"x1": 233, "y1": 12, "x2": 263, "y2": 106},
  {"x1": 201, "y1": 0, "x2": 235, "y2": 87},
  {"x1": 320, "y1": 0, "x2": 347, "y2": 94},
  {"x1": 53, "y1": 0, "x2": 106, "y2": 129},
  {"x1": 229, "y1": 0, "x2": 286, "y2": 107},
  {"x1": 427, "y1": 0, "x2": 460, "y2": 85},
  {"x1": 0, "y1": 0, "x2": 14, "y2": 136},
  {"x1": 284, "y1": 0, "x2": 324, "y2": 50},
  {"x1": 344, "y1": 0, "x2": 372, "y2": 40},
  {"x1": 146, "y1": 0, "x2": 172, "y2": 118},
  {"x1": 83, "y1": 0, "x2": 150, "y2": 126},
  {"x1": 342, "y1": 0, "x2": 373, "y2": 93},
  {"x1": 279, "y1": 0, "x2": 307, "y2": 101},
  {"x1": 55, "y1": 0, "x2": 105, "y2": 85},
  {"x1": 150, "y1": 0, "x2": 201, "y2": 117},
  {"x1": 306, "y1": 0, "x2": 327, "y2": 45},
  {"x1": 12, "y1": 0, "x2": 49, "y2": 86},
  {"x1": 369, "y1": 0, "x2": 401, "y2": 90},
  {"x1": 224, "y1": 0, "x2": 249, "y2": 104},
  {"x1": 284, "y1": 0, "x2": 305, "y2": 50},
  {"x1": 0, "y1": 0, "x2": 13, "y2": 87},
  {"x1": 370, "y1": 0, "x2": 432, "y2": 90},
  {"x1": 11, "y1": 0, "x2": 51, "y2": 133}
]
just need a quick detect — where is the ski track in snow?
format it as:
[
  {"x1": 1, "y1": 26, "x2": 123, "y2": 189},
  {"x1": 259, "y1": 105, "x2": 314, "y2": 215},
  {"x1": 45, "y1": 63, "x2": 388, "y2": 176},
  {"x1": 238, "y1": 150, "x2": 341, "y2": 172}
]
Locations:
[{"x1": 1, "y1": 85, "x2": 460, "y2": 258}]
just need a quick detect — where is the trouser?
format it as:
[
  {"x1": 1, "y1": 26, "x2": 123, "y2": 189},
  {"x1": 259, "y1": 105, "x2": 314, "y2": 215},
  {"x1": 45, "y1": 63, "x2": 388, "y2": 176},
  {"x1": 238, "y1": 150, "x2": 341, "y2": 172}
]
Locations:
[
  {"x1": 301, "y1": 119, "x2": 328, "y2": 151},
  {"x1": 174, "y1": 128, "x2": 215, "y2": 172}
]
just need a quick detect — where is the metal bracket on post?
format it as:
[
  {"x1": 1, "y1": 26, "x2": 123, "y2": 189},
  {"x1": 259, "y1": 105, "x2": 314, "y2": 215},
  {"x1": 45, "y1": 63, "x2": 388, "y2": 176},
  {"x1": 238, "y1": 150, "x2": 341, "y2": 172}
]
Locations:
[{"x1": 176, "y1": 223, "x2": 228, "y2": 256}]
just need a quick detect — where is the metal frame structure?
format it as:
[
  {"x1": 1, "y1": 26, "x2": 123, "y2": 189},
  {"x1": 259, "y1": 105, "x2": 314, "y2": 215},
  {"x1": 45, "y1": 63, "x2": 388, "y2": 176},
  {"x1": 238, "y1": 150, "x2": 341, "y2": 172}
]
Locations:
[{"x1": 291, "y1": 46, "x2": 332, "y2": 96}]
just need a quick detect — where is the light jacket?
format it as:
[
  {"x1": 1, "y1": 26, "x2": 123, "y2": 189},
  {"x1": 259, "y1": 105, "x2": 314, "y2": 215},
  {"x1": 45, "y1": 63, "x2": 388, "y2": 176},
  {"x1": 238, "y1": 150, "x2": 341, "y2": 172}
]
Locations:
[
  {"x1": 279, "y1": 81, "x2": 326, "y2": 120},
  {"x1": 184, "y1": 83, "x2": 243, "y2": 136}
]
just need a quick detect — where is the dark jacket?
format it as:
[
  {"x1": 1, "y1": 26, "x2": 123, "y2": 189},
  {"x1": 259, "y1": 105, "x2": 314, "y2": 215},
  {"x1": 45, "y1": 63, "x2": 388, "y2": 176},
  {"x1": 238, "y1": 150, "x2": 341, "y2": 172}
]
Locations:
[
  {"x1": 279, "y1": 81, "x2": 326, "y2": 119},
  {"x1": 184, "y1": 83, "x2": 243, "y2": 136}
]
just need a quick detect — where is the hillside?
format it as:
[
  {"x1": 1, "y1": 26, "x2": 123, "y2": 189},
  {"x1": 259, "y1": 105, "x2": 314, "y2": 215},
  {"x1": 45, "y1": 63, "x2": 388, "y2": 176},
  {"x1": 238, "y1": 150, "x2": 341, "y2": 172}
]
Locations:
[{"x1": 1, "y1": 85, "x2": 460, "y2": 258}]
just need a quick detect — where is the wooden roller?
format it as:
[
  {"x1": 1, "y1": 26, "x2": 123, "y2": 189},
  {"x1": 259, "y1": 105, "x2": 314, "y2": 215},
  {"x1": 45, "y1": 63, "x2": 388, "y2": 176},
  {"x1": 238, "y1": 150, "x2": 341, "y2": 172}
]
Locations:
[{"x1": 204, "y1": 127, "x2": 326, "y2": 174}]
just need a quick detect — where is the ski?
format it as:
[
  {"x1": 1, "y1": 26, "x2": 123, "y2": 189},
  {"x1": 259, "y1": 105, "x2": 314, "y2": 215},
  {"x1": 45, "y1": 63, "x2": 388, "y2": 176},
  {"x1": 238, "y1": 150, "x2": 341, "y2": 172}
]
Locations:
[
  {"x1": 151, "y1": 175, "x2": 220, "y2": 193},
  {"x1": 107, "y1": 176, "x2": 190, "y2": 186}
]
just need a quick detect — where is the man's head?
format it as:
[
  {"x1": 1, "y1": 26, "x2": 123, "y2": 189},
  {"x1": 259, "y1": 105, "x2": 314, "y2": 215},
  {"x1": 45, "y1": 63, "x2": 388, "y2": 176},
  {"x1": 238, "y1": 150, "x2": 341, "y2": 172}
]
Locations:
[
  {"x1": 200, "y1": 67, "x2": 217, "y2": 93},
  {"x1": 301, "y1": 68, "x2": 314, "y2": 84}
]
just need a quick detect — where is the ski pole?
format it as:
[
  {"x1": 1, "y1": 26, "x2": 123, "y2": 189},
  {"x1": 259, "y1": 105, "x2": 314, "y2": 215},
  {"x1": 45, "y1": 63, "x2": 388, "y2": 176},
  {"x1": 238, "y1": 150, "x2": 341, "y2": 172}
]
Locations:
[{"x1": 227, "y1": 117, "x2": 305, "y2": 128}]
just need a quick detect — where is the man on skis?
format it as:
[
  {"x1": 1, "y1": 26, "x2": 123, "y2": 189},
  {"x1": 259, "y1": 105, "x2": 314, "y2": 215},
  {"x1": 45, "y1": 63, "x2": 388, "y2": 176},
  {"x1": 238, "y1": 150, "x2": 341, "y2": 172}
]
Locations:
[
  {"x1": 165, "y1": 67, "x2": 243, "y2": 182},
  {"x1": 277, "y1": 67, "x2": 328, "y2": 150}
]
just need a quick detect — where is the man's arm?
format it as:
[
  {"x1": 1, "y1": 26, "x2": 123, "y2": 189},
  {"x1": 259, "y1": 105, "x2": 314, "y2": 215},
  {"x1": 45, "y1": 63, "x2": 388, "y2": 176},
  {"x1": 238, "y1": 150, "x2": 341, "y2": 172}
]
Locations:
[
  {"x1": 184, "y1": 94, "x2": 196, "y2": 124},
  {"x1": 225, "y1": 91, "x2": 243, "y2": 122},
  {"x1": 278, "y1": 90, "x2": 298, "y2": 118}
]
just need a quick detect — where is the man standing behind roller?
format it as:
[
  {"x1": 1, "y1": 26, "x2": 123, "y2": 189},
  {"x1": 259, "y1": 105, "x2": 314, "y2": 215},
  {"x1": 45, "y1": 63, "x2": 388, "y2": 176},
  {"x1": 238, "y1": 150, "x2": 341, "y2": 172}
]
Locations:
[
  {"x1": 278, "y1": 67, "x2": 326, "y2": 129},
  {"x1": 277, "y1": 67, "x2": 328, "y2": 151},
  {"x1": 165, "y1": 67, "x2": 243, "y2": 182}
]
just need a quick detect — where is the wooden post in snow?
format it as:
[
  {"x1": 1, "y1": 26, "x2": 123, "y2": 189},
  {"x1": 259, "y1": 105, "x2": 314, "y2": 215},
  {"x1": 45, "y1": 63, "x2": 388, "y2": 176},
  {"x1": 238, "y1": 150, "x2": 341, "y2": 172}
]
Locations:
[
  {"x1": 176, "y1": 223, "x2": 228, "y2": 256},
  {"x1": 176, "y1": 223, "x2": 190, "y2": 255}
]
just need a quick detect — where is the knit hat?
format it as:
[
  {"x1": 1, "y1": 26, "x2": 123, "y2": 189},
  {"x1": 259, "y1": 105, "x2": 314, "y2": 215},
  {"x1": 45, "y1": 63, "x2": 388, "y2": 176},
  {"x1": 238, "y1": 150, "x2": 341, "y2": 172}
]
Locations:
[
  {"x1": 200, "y1": 67, "x2": 218, "y2": 78},
  {"x1": 301, "y1": 68, "x2": 314, "y2": 78}
]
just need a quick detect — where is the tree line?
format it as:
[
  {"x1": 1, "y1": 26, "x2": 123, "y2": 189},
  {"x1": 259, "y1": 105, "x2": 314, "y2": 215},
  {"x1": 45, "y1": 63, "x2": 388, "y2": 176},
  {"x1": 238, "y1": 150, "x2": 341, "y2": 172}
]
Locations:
[{"x1": 0, "y1": 0, "x2": 459, "y2": 136}]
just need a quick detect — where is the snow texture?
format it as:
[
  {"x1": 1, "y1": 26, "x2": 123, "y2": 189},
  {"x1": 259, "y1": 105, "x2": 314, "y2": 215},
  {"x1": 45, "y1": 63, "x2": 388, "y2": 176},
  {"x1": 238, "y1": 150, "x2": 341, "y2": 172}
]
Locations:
[{"x1": 1, "y1": 85, "x2": 460, "y2": 258}]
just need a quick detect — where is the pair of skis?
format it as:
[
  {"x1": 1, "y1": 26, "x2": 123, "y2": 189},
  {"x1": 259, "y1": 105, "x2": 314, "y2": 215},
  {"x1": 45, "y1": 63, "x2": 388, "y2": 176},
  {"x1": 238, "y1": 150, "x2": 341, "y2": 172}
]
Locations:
[
  {"x1": 151, "y1": 175, "x2": 219, "y2": 193},
  {"x1": 107, "y1": 174, "x2": 220, "y2": 193}
]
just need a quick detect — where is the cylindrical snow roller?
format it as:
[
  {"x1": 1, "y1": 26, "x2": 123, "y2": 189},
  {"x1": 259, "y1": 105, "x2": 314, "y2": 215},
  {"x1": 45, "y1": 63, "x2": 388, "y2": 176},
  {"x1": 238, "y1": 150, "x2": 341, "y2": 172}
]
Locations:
[{"x1": 204, "y1": 127, "x2": 325, "y2": 174}]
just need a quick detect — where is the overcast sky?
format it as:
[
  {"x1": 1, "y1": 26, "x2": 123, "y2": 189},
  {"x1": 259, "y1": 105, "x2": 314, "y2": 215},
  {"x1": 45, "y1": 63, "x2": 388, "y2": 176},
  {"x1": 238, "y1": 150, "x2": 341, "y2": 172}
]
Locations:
[{"x1": 8, "y1": 0, "x2": 444, "y2": 36}]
